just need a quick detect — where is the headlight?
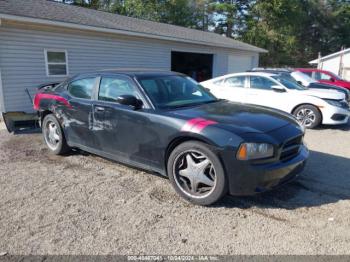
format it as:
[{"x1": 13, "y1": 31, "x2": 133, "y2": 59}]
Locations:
[
  {"x1": 236, "y1": 143, "x2": 274, "y2": 160},
  {"x1": 324, "y1": 99, "x2": 344, "y2": 108}
]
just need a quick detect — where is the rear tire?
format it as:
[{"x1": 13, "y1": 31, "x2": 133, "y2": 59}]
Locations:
[
  {"x1": 167, "y1": 141, "x2": 227, "y2": 206},
  {"x1": 293, "y1": 104, "x2": 321, "y2": 129},
  {"x1": 42, "y1": 114, "x2": 70, "y2": 155}
]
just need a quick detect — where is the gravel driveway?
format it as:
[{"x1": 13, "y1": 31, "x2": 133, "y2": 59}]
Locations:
[{"x1": 0, "y1": 122, "x2": 349, "y2": 255}]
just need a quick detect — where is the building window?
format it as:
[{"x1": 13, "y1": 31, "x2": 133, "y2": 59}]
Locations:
[{"x1": 45, "y1": 49, "x2": 68, "y2": 76}]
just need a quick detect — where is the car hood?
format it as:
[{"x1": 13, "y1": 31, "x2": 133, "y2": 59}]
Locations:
[
  {"x1": 309, "y1": 82, "x2": 349, "y2": 97},
  {"x1": 309, "y1": 82, "x2": 347, "y2": 91},
  {"x1": 168, "y1": 100, "x2": 299, "y2": 134},
  {"x1": 296, "y1": 88, "x2": 345, "y2": 100}
]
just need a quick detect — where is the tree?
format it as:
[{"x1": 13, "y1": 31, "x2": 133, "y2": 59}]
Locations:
[
  {"x1": 240, "y1": 0, "x2": 350, "y2": 66},
  {"x1": 329, "y1": 0, "x2": 350, "y2": 50},
  {"x1": 208, "y1": 0, "x2": 251, "y2": 38},
  {"x1": 109, "y1": 0, "x2": 209, "y2": 29},
  {"x1": 53, "y1": 0, "x2": 350, "y2": 67},
  {"x1": 159, "y1": 0, "x2": 207, "y2": 28}
]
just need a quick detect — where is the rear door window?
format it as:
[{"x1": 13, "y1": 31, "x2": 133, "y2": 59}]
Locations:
[
  {"x1": 98, "y1": 76, "x2": 138, "y2": 102},
  {"x1": 68, "y1": 78, "x2": 96, "y2": 99},
  {"x1": 224, "y1": 76, "x2": 246, "y2": 88},
  {"x1": 320, "y1": 72, "x2": 333, "y2": 80},
  {"x1": 301, "y1": 71, "x2": 313, "y2": 77},
  {"x1": 250, "y1": 76, "x2": 275, "y2": 90}
]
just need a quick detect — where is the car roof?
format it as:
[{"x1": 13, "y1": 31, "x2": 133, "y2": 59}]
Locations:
[
  {"x1": 200, "y1": 71, "x2": 278, "y2": 84},
  {"x1": 296, "y1": 68, "x2": 316, "y2": 71},
  {"x1": 296, "y1": 68, "x2": 329, "y2": 73},
  {"x1": 73, "y1": 69, "x2": 185, "y2": 78},
  {"x1": 249, "y1": 69, "x2": 292, "y2": 74},
  {"x1": 214, "y1": 71, "x2": 277, "y2": 80},
  {"x1": 250, "y1": 68, "x2": 293, "y2": 72}
]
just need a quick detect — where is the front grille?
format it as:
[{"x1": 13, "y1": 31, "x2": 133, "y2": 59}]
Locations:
[
  {"x1": 280, "y1": 135, "x2": 303, "y2": 162},
  {"x1": 331, "y1": 114, "x2": 347, "y2": 121}
]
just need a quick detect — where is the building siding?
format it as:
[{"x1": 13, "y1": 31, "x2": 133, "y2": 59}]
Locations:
[
  {"x1": 0, "y1": 69, "x2": 4, "y2": 113},
  {"x1": 227, "y1": 54, "x2": 259, "y2": 73},
  {"x1": 0, "y1": 20, "x2": 259, "y2": 113},
  {"x1": 319, "y1": 53, "x2": 350, "y2": 81}
]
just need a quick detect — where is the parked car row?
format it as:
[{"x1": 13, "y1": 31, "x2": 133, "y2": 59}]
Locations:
[
  {"x1": 33, "y1": 69, "x2": 309, "y2": 206},
  {"x1": 250, "y1": 68, "x2": 350, "y2": 101},
  {"x1": 201, "y1": 70, "x2": 350, "y2": 129}
]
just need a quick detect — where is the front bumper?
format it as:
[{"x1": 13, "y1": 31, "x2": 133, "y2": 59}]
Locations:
[
  {"x1": 321, "y1": 105, "x2": 350, "y2": 125},
  {"x1": 224, "y1": 145, "x2": 309, "y2": 196}
]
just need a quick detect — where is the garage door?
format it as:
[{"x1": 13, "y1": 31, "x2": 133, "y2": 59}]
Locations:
[
  {"x1": 171, "y1": 51, "x2": 213, "y2": 82},
  {"x1": 227, "y1": 55, "x2": 254, "y2": 73}
]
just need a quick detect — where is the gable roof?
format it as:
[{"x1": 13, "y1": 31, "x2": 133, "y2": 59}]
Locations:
[
  {"x1": 0, "y1": 0, "x2": 267, "y2": 53},
  {"x1": 309, "y1": 48, "x2": 350, "y2": 64}
]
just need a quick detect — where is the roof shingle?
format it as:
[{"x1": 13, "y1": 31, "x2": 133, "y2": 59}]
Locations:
[{"x1": 0, "y1": 0, "x2": 267, "y2": 53}]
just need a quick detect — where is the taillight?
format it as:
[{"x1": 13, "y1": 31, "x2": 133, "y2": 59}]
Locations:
[
  {"x1": 32, "y1": 93, "x2": 71, "y2": 110},
  {"x1": 33, "y1": 94, "x2": 40, "y2": 110}
]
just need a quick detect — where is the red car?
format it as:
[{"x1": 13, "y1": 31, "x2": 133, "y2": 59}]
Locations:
[{"x1": 296, "y1": 68, "x2": 350, "y2": 90}]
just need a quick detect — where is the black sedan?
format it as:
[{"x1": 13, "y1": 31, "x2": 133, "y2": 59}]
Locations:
[{"x1": 33, "y1": 70, "x2": 308, "y2": 205}]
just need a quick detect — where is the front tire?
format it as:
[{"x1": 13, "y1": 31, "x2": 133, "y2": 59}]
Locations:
[
  {"x1": 42, "y1": 114, "x2": 70, "y2": 155},
  {"x1": 293, "y1": 105, "x2": 322, "y2": 129},
  {"x1": 167, "y1": 141, "x2": 227, "y2": 206}
]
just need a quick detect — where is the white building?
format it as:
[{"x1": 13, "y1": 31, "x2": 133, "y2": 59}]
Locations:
[{"x1": 309, "y1": 48, "x2": 350, "y2": 81}]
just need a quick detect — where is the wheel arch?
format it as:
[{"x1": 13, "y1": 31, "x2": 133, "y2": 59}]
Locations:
[
  {"x1": 291, "y1": 103, "x2": 323, "y2": 122},
  {"x1": 164, "y1": 135, "x2": 216, "y2": 177},
  {"x1": 40, "y1": 110, "x2": 54, "y2": 125}
]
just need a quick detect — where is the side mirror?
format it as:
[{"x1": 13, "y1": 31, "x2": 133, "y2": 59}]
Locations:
[
  {"x1": 297, "y1": 81, "x2": 303, "y2": 85},
  {"x1": 116, "y1": 95, "x2": 143, "y2": 109},
  {"x1": 330, "y1": 78, "x2": 335, "y2": 82},
  {"x1": 271, "y1": 85, "x2": 286, "y2": 92}
]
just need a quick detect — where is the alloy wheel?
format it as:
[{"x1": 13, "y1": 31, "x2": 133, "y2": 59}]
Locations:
[
  {"x1": 173, "y1": 150, "x2": 216, "y2": 199},
  {"x1": 296, "y1": 108, "x2": 316, "y2": 127},
  {"x1": 44, "y1": 120, "x2": 60, "y2": 151}
]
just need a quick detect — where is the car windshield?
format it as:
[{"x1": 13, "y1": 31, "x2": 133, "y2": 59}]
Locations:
[
  {"x1": 272, "y1": 76, "x2": 307, "y2": 90},
  {"x1": 277, "y1": 72, "x2": 297, "y2": 82},
  {"x1": 327, "y1": 71, "x2": 342, "y2": 80},
  {"x1": 291, "y1": 71, "x2": 316, "y2": 85},
  {"x1": 137, "y1": 75, "x2": 218, "y2": 109}
]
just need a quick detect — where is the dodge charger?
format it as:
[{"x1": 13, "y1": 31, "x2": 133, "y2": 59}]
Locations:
[{"x1": 33, "y1": 70, "x2": 308, "y2": 205}]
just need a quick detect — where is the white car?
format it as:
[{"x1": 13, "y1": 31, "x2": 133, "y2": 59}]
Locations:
[{"x1": 201, "y1": 72, "x2": 350, "y2": 128}]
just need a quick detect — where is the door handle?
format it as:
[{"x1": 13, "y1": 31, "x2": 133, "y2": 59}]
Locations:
[{"x1": 95, "y1": 106, "x2": 105, "y2": 112}]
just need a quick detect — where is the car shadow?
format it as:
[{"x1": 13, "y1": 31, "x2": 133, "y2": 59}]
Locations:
[
  {"x1": 12, "y1": 128, "x2": 42, "y2": 134},
  {"x1": 317, "y1": 120, "x2": 350, "y2": 131},
  {"x1": 216, "y1": 150, "x2": 350, "y2": 209},
  {"x1": 63, "y1": 148, "x2": 168, "y2": 179}
]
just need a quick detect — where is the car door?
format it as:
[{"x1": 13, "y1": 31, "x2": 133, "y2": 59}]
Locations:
[
  {"x1": 91, "y1": 75, "x2": 157, "y2": 167},
  {"x1": 212, "y1": 75, "x2": 248, "y2": 103},
  {"x1": 63, "y1": 76, "x2": 98, "y2": 148},
  {"x1": 246, "y1": 76, "x2": 288, "y2": 111}
]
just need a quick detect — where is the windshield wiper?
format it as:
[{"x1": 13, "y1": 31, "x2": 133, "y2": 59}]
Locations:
[{"x1": 174, "y1": 99, "x2": 221, "y2": 108}]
